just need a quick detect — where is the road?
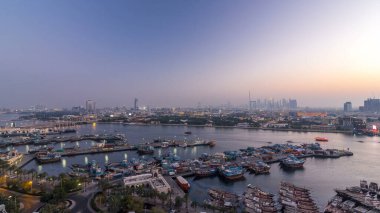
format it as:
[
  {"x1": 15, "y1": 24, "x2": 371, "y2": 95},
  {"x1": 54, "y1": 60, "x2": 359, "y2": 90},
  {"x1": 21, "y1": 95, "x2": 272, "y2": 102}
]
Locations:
[
  {"x1": 0, "y1": 188, "x2": 43, "y2": 213},
  {"x1": 68, "y1": 182, "x2": 99, "y2": 213}
]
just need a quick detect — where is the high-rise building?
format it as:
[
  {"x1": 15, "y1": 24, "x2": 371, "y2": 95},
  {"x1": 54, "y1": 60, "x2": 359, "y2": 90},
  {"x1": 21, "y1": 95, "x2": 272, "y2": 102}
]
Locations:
[
  {"x1": 343, "y1": 102, "x2": 352, "y2": 112},
  {"x1": 363, "y1": 98, "x2": 380, "y2": 112},
  {"x1": 134, "y1": 98, "x2": 138, "y2": 110},
  {"x1": 289, "y1": 99, "x2": 297, "y2": 110},
  {"x1": 86, "y1": 100, "x2": 96, "y2": 113}
]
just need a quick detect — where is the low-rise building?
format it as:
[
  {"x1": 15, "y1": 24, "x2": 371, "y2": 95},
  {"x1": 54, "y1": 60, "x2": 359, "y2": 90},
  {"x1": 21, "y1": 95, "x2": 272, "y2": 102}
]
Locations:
[{"x1": 123, "y1": 170, "x2": 171, "y2": 194}]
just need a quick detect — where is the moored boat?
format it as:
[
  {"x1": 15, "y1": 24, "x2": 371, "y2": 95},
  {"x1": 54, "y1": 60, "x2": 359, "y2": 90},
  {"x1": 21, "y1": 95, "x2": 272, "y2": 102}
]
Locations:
[
  {"x1": 176, "y1": 176, "x2": 190, "y2": 192},
  {"x1": 219, "y1": 165, "x2": 244, "y2": 180},
  {"x1": 35, "y1": 152, "x2": 61, "y2": 164},
  {"x1": 248, "y1": 160, "x2": 271, "y2": 174},
  {"x1": 280, "y1": 155, "x2": 305, "y2": 169},
  {"x1": 137, "y1": 145, "x2": 154, "y2": 155},
  {"x1": 0, "y1": 150, "x2": 23, "y2": 165},
  {"x1": 195, "y1": 168, "x2": 217, "y2": 178},
  {"x1": 208, "y1": 140, "x2": 216, "y2": 147},
  {"x1": 315, "y1": 137, "x2": 328, "y2": 142}
]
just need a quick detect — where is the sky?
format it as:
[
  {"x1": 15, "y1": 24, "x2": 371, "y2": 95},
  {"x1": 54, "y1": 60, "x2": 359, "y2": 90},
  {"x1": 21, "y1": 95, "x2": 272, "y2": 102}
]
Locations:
[{"x1": 1, "y1": 0, "x2": 380, "y2": 109}]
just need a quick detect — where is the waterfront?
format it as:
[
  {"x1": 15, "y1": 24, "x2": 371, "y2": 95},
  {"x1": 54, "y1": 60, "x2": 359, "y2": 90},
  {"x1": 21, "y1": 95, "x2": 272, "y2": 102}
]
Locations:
[{"x1": 3, "y1": 122, "x2": 380, "y2": 209}]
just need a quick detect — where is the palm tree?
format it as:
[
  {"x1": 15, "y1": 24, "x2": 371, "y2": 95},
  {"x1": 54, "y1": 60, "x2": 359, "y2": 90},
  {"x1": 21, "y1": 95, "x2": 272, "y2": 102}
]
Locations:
[
  {"x1": 184, "y1": 193, "x2": 189, "y2": 213},
  {"x1": 191, "y1": 200, "x2": 198, "y2": 212}
]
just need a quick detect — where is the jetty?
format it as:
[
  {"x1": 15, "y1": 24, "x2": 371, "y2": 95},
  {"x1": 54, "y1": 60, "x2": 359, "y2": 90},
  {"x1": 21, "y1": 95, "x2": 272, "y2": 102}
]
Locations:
[{"x1": 1, "y1": 134, "x2": 126, "y2": 147}]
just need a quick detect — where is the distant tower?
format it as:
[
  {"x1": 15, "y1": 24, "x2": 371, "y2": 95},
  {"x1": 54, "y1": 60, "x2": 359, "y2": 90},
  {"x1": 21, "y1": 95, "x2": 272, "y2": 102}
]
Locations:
[
  {"x1": 249, "y1": 91, "x2": 252, "y2": 111},
  {"x1": 249, "y1": 90, "x2": 256, "y2": 111},
  {"x1": 85, "y1": 100, "x2": 96, "y2": 114},
  {"x1": 134, "y1": 98, "x2": 138, "y2": 110},
  {"x1": 289, "y1": 99, "x2": 297, "y2": 110},
  {"x1": 344, "y1": 101, "x2": 352, "y2": 112}
]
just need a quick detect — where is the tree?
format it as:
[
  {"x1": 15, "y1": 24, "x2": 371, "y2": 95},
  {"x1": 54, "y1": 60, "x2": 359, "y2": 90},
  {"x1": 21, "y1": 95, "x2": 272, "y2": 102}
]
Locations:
[
  {"x1": 184, "y1": 193, "x2": 189, "y2": 213},
  {"x1": 151, "y1": 207, "x2": 166, "y2": 213},
  {"x1": 174, "y1": 196, "x2": 183, "y2": 210},
  {"x1": 191, "y1": 200, "x2": 198, "y2": 212},
  {"x1": 158, "y1": 192, "x2": 168, "y2": 207}
]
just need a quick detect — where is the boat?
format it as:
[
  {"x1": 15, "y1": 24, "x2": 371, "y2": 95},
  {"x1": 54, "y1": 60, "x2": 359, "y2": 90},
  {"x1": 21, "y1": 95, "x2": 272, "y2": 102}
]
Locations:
[
  {"x1": 248, "y1": 160, "x2": 271, "y2": 174},
  {"x1": 137, "y1": 145, "x2": 154, "y2": 155},
  {"x1": 161, "y1": 142, "x2": 169, "y2": 148},
  {"x1": 208, "y1": 140, "x2": 216, "y2": 147},
  {"x1": 369, "y1": 182, "x2": 378, "y2": 196},
  {"x1": 89, "y1": 160, "x2": 104, "y2": 178},
  {"x1": 206, "y1": 188, "x2": 239, "y2": 208},
  {"x1": 279, "y1": 182, "x2": 319, "y2": 212},
  {"x1": 0, "y1": 150, "x2": 23, "y2": 165},
  {"x1": 315, "y1": 137, "x2": 328, "y2": 142},
  {"x1": 176, "y1": 176, "x2": 190, "y2": 192},
  {"x1": 314, "y1": 149, "x2": 340, "y2": 158},
  {"x1": 243, "y1": 184, "x2": 279, "y2": 213},
  {"x1": 219, "y1": 165, "x2": 244, "y2": 180},
  {"x1": 184, "y1": 131, "x2": 192, "y2": 135},
  {"x1": 194, "y1": 168, "x2": 217, "y2": 178},
  {"x1": 360, "y1": 180, "x2": 369, "y2": 193},
  {"x1": 35, "y1": 152, "x2": 61, "y2": 164},
  {"x1": 178, "y1": 142, "x2": 187, "y2": 148},
  {"x1": 280, "y1": 155, "x2": 305, "y2": 169}
]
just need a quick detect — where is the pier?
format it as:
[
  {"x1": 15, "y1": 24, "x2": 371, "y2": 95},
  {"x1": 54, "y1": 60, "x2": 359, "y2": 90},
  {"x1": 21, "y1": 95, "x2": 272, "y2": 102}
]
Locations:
[
  {"x1": 16, "y1": 154, "x2": 36, "y2": 168},
  {"x1": 2, "y1": 134, "x2": 126, "y2": 147}
]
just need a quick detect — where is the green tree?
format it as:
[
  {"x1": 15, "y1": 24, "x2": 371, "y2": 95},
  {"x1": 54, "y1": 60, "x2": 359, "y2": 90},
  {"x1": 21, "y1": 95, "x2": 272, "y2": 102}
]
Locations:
[
  {"x1": 151, "y1": 207, "x2": 166, "y2": 213},
  {"x1": 174, "y1": 196, "x2": 183, "y2": 210},
  {"x1": 191, "y1": 201, "x2": 198, "y2": 212}
]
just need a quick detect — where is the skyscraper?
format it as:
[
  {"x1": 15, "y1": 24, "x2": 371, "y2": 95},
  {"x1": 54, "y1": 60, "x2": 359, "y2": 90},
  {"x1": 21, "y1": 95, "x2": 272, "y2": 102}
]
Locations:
[
  {"x1": 86, "y1": 100, "x2": 96, "y2": 113},
  {"x1": 363, "y1": 98, "x2": 380, "y2": 112},
  {"x1": 343, "y1": 102, "x2": 352, "y2": 112},
  {"x1": 289, "y1": 99, "x2": 297, "y2": 110},
  {"x1": 134, "y1": 98, "x2": 138, "y2": 110}
]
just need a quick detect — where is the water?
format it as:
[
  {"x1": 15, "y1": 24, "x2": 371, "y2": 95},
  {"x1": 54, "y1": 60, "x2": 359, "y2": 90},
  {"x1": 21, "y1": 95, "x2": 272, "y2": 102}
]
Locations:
[{"x1": 7, "y1": 123, "x2": 380, "y2": 208}]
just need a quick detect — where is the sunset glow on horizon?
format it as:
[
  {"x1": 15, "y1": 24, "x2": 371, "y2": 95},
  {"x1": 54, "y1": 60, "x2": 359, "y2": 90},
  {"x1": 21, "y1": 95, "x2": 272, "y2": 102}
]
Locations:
[{"x1": 1, "y1": 0, "x2": 380, "y2": 108}]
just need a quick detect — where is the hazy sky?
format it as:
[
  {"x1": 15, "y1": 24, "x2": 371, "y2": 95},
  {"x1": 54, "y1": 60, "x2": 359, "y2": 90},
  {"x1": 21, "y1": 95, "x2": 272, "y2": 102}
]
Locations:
[{"x1": 1, "y1": 0, "x2": 380, "y2": 108}]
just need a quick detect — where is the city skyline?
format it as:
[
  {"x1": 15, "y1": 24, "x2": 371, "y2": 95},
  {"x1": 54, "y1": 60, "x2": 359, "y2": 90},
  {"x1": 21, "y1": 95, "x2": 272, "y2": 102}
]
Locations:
[{"x1": 1, "y1": 0, "x2": 380, "y2": 108}]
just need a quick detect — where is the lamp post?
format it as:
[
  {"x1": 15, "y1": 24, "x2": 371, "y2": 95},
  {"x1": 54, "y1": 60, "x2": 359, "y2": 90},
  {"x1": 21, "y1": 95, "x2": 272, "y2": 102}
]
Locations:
[
  {"x1": 29, "y1": 181, "x2": 33, "y2": 193},
  {"x1": 8, "y1": 196, "x2": 17, "y2": 212}
]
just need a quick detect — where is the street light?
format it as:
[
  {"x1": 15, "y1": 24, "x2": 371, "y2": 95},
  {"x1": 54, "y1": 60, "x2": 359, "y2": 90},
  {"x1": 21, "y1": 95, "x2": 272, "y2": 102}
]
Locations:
[
  {"x1": 8, "y1": 196, "x2": 16, "y2": 212},
  {"x1": 29, "y1": 180, "x2": 33, "y2": 193}
]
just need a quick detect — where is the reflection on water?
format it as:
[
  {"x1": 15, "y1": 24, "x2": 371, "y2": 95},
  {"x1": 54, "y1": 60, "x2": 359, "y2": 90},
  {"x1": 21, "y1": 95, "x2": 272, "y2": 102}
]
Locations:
[
  {"x1": 191, "y1": 146, "x2": 197, "y2": 155},
  {"x1": 173, "y1": 148, "x2": 177, "y2": 154},
  {"x1": 62, "y1": 158, "x2": 67, "y2": 168},
  {"x1": 124, "y1": 153, "x2": 128, "y2": 160},
  {"x1": 26, "y1": 145, "x2": 30, "y2": 152},
  {"x1": 105, "y1": 154, "x2": 109, "y2": 163},
  {"x1": 38, "y1": 165, "x2": 42, "y2": 172},
  {"x1": 84, "y1": 156, "x2": 88, "y2": 164}
]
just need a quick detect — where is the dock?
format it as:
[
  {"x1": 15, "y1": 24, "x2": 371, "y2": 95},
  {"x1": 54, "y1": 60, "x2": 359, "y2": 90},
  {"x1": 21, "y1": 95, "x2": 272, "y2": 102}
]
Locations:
[{"x1": 16, "y1": 154, "x2": 36, "y2": 168}]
